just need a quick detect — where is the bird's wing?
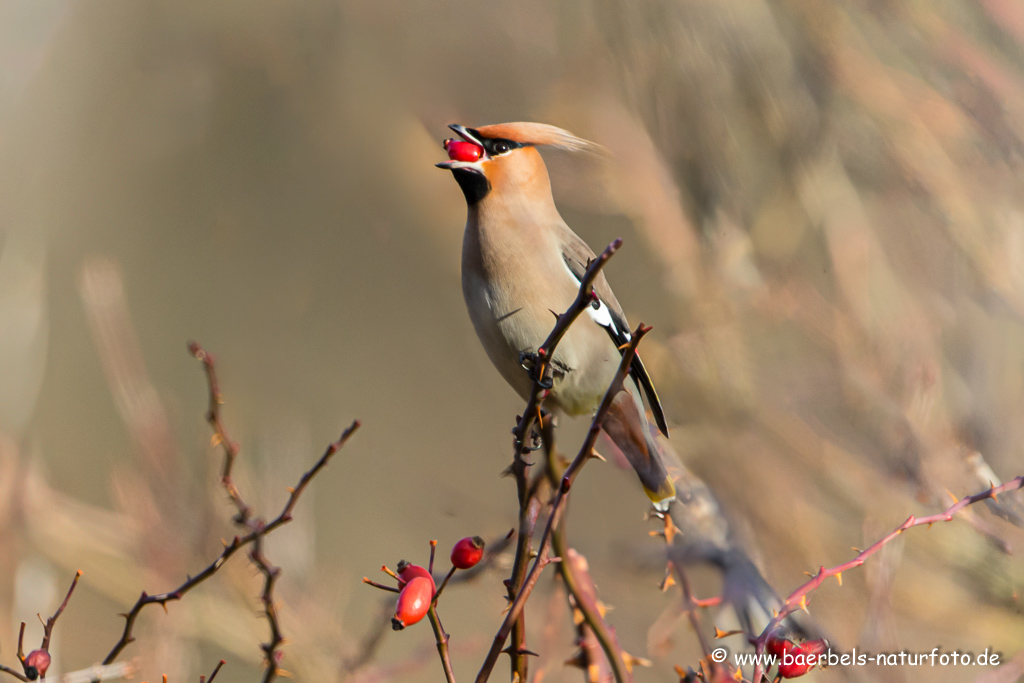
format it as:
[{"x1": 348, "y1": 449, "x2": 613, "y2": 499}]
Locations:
[{"x1": 558, "y1": 229, "x2": 670, "y2": 437}]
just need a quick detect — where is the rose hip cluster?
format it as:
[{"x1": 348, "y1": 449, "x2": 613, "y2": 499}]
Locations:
[{"x1": 363, "y1": 536, "x2": 486, "y2": 631}]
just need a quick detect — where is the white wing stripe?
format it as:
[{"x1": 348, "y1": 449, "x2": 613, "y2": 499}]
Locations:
[{"x1": 561, "y1": 259, "x2": 618, "y2": 330}]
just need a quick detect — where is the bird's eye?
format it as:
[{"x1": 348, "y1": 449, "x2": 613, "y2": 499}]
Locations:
[{"x1": 493, "y1": 141, "x2": 510, "y2": 155}]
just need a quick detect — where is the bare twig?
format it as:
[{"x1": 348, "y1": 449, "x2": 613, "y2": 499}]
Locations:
[
  {"x1": 0, "y1": 572, "x2": 82, "y2": 682},
  {"x1": 427, "y1": 605, "x2": 457, "y2": 683},
  {"x1": 188, "y1": 343, "x2": 251, "y2": 525},
  {"x1": 16, "y1": 624, "x2": 25, "y2": 665},
  {"x1": 250, "y1": 535, "x2": 284, "y2": 682},
  {"x1": 475, "y1": 323, "x2": 651, "y2": 683},
  {"x1": 103, "y1": 420, "x2": 360, "y2": 666},
  {"x1": 103, "y1": 535, "x2": 244, "y2": 665},
  {"x1": 0, "y1": 665, "x2": 28, "y2": 682},
  {"x1": 362, "y1": 578, "x2": 401, "y2": 594},
  {"x1": 433, "y1": 567, "x2": 458, "y2": 601},
  {"x1": 41, "y1": 570, "x2": 83, "y2": 652},
  {"x1": 201, "y1": 660, "x2": 225, "y2": 683},
  {"x1": 101, "y1": 343, "x2": 360, "y2": 678}
]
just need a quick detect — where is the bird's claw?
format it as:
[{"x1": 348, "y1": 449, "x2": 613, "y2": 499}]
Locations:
[
  {"x1": 519, "y1": 350, "x2": 538, "y2": 372},
  {"x1": 519, "y1": 350, "x2": 554, "y2": 388},
  {"x1": 525, "y1": 430, "x2": 543, "y2": 452}
]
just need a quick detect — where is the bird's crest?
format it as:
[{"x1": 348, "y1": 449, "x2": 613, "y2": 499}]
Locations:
[{"x1": 474, "y1": 122, "x2": 601, "y2": 153}]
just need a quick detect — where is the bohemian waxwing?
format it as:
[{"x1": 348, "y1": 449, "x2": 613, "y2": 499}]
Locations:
[{"x1": 437, "y1": 122, "x2": 676, "y2": 509}]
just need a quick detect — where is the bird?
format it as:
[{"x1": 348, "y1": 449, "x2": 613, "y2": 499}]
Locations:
[{"x1": 436, "y1": 121, "x2": 676, "y2": 509}]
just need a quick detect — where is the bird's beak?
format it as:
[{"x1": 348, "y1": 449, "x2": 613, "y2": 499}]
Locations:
[
  {"x1": 436, "y1": 124, "x2": 487, "y2": 170},
  {"x1": 448, "y1": 124, "x2": 485, "y2": 146}
]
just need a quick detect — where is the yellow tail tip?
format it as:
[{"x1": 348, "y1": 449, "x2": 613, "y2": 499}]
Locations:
[{"x1": 644, "y1": 479, "x2": 676, "y2": 512}]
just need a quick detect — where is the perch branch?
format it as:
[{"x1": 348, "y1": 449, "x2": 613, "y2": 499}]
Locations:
[
  {"x1": 476, "y1": 323, "x2": 651, "y2": 683},
  {"x1": 503, "y1": 238, "x2": 622, "y2": 681}
]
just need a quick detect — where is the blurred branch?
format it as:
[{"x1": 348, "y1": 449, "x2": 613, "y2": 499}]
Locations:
[
  {"x1": 476, "y1": 323, "x2": 650, "y2": 683},
  {"x1": 342, "y1": 601, "x2": 394, "y2": 674},
  {"x1": 0, "y1": 664, "x2": 27, "y2": 682},
  {"x1": 749, "y1": 476, "x2": 1024, "y2": 682},
  {"x1": 544, "y1": 426, "x2": 632, "y2": 683},
  {"x1": 57, "y1": 663, "x2": 134, "y2": 683},
  {"x1": 101, "y1": 343, "x2": 359, "y2": 680}
]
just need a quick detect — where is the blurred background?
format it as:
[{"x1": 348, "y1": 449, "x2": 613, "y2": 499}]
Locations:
[{"x1": 1, "y1": 0, "x2": 1023, "y2": 681}]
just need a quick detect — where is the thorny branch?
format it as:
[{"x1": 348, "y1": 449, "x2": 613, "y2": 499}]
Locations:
[
  {"x1": 101, "y1": 342, "x2": 359, "y2": 680},
  {"x1": 543, "y1": 425, "x2": 633, "y2": 683},
  {"x1": 503, "y1": 238, "x2": 623, "y2": 681},
  {"x1": 250, "y1": 535, "x2": 285, "y2": 682},
  {"x1": 744, "y1": 475, "x2": 1024, "y2": 683},
  {"x1": 476, "y1": 323, "x2": 652, "y2": 683}
]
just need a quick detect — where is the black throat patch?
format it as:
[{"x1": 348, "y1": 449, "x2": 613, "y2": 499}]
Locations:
[{"x1": 452, "y1": 168, "x2": 491, "y2": 205}]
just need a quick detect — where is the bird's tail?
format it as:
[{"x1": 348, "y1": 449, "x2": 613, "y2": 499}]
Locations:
[{"x1": 600, "y1": 378, "x2": 676, "y2": 509}]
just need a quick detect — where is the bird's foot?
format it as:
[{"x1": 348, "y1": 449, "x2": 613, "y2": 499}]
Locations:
[{"x1": 518, "y1": 350, "x2": 554, "y2": 388}]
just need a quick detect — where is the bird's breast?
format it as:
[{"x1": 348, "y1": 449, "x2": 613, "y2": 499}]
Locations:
[
  {"x1": 460, "y1": 216, "x2": 620, "y2": 414},
  {"x1": 461, "y1": 267, "x2": 618, "y2": 415}
]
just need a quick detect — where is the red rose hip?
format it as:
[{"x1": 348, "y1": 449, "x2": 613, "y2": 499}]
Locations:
[
  {"x1": 392, "y1": 576, "x2": 432, "y2": 630},
  {"x1": 445, "y1": 139, "x2": 483, "y2": 162},
  {"x1": 450, "y1": 536, "x2": 485, "y2": 569},
  {"x1": 25, "y1": 650, "x2": 50, "y2": 679},
  {"x1": 773, "y1": 637, "x2": 825, "y2": 679},
  {"x1": 765, "y1": 634, "x2": 790, "y2": 658},
  {"x1": 396, "y1": 560, "x2": 436, "y2": 594}
]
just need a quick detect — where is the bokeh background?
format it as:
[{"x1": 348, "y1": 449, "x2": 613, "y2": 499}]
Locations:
[{"x1": 1, "y1": 1, "x2": 1023, "y2": 681}]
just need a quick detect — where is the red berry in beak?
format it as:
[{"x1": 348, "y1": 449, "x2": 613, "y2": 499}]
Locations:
[
  {"x1": 450, "y1": 536, "x2": 485, "y2": 569},
  {"x1": 445, "y1": 139, "x2": 483, "y2": 162},
  {"x1": 392, "y1": 576, "x2": 432, "y2": 630},
  {"x1": 25, "y1": 650, "x2": 50, "y2": 680},
  {"x1": 396, "y1": 560, "x2": 436, "y2": 594}
]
